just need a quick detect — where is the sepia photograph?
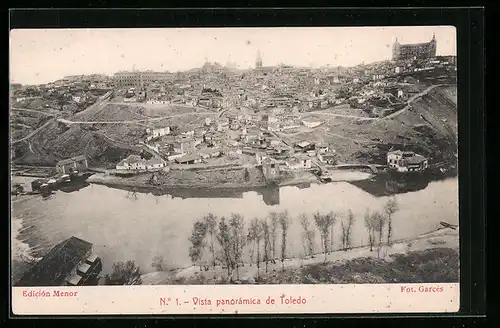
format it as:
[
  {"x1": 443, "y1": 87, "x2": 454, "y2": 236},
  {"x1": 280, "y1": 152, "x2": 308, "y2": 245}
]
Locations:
[{"x1": 10, "y1": 26, "x2": 459, "y2": 314}]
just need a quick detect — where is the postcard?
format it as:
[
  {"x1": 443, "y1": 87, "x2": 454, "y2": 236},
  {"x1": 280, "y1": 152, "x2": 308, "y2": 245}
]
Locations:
[{"x1": 10, "y1": 26, "x2": 459, "y2": 315}]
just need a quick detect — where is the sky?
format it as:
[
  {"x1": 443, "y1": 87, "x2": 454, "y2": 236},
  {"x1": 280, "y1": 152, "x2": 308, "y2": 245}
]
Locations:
[{"x1": 10, "y1": 26, "x2": 456, "y2": 85}]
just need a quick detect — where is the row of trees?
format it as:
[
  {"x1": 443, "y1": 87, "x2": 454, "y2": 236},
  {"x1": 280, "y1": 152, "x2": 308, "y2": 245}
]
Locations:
[
  {"x1": 189, "y1": 211, "x2": 293, "y2": 280},
  {"x1": 105, "y1": 199, "x2": 399, "y2": 285},
  {"x1": 187, "y1": 198, "x2": 398, "y2": 280},
  {"x1": 364, "y1": 197, "x2": 399, "y2": 257}
]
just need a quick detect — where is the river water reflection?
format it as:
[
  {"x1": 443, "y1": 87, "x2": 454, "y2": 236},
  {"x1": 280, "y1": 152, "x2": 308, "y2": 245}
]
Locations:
[{"x1": 11, "y1": 175, "x2": 458, "y2": 279}]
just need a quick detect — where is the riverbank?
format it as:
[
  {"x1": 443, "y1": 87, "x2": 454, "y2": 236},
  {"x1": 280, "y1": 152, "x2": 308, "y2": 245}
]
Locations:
[
  {"x1": 87, "y1": 167, "x2": 269, "y2": 190},
  {"x1": 141, "y1": 227, "x2": 459, "y2": 285},
  {"x1": 11, "y1": 175, "x2": 458, "y2": 284},
  {"x1": 86, "y1": 167, "x2": 376, "y2": 191}
]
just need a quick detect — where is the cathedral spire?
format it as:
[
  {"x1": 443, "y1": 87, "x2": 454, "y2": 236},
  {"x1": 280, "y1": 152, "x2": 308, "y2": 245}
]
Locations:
[{"x1": 256, "y1": 50, "x2": 263, "y2": 68}]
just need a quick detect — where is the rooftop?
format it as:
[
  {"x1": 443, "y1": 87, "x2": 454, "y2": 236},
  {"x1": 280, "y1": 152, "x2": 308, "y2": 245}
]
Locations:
[
  {"x1": 296, "y1": 141, "x2": 312, "y2": 148},
  {"x1": 65, "y1": 274, "x2": 83, "y2": 286},
  {"x1": 16, "y1": 236, "x2": 93, "y2": 287},
  {"x1": 145, "y1": 158, "x2": 165, "y2": 165},
  {"x1": 117, "y1": 155, "x2": 143, "y2": 166},
  {"x1": 56, "y1": 155, "x2": 87, "y2": 166},
  {"x1": 405, "y1": 154, "x2": 427, "y2": 165},
  {"x1": 176, "y1": 153, "x2": 201, "y2": 163},
  {"x1": 388, "y1": 150, "x2": 415, "y2": 156}
]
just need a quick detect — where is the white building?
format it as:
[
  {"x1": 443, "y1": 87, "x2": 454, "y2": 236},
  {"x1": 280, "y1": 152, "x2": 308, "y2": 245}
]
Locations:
[
  {"x1": 302, "y1": 119, "x2": 323, "y2": 128},
  {"x1": 387, "y1": 150, "x2": 428, "y2": 172},
  {"x1": 285, "y1": 156, "x2": 312, "y2": 170},
  {"x1": 146, "y1": 127, "x2": 170, "y2": 141},
  {"x1": 116, "y1": 155, "x2": 166, "y2": 171},
  {"x1": 146, "y1": 99, "x2": 170, "y2": 105}
]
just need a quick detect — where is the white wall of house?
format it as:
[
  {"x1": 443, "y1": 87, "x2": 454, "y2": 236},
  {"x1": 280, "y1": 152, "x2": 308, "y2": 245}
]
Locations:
[
  {"x1": 168, "y1": 153, "x2": 184, "y2": 161},
  {"x1": 152, "y1": 127, "x2": 170, "y2": 137},
  {"x1": 302, "y1": 121, "x2": 322, "y2": 128}
]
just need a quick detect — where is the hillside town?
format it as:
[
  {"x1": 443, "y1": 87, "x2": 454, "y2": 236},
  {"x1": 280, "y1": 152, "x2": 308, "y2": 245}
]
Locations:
[
  {"x1": 11, "y1": 34, "x2": 456, "y2": 194},
  {"x1": 11, "y1": 30, "x2": 459, "y2": 288}
]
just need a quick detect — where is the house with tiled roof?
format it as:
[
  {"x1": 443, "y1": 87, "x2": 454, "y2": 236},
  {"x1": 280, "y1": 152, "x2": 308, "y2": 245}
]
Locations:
[{"x1": 387, "y1": 150, "x2": 428, "y2": 172}]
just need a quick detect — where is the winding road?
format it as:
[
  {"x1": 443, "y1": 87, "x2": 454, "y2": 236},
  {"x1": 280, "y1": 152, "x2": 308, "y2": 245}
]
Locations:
[
  {"x1": 11, "y1": 118, "x2": 56, "y2": 145},
  {"x1": 11, "y1": 108, "x2": 58, "y2": 116},
  {"x1": 304, "y1": 84, "x2": 441, "y2": 122},
  {"x1": 57, "y1": 111, "x2": 215, "y2": 125}
]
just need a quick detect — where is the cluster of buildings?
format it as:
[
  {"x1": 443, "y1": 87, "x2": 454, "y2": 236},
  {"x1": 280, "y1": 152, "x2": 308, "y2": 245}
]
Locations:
[
  {"x1": 107, "y1": 36, "x2": 455, "y2": 123},
  {"x1": 114, "y1": 106, "x2": 341, "y2": 180},
  {"x1": 11, "y1": 74, "x2": 113, "y2": 112}
]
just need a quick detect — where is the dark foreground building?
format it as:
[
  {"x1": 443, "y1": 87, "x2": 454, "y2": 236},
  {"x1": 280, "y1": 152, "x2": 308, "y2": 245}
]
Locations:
[
  {"x1": 15, "y1": 236, "x2": 102, "y2": 287},
  {"x1": 392, "y1": 34, "x2": 437, "y2": 61}
]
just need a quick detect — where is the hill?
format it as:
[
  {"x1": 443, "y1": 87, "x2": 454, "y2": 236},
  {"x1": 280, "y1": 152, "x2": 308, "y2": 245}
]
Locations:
[
  {"x1": 11, "y1": 84, "x2": 457, "y2": 168},
  {"x1": 290, "y1": 84, "x2": 458, "y2": 165}
]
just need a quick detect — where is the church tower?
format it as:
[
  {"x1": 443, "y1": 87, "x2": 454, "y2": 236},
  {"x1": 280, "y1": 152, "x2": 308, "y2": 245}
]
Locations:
[
  {"x1": 256, "y1": 50, "x2": 263, "y2": 69},
  {"x1": 392, "y1": 38, "x2": 401, "y2": 61},
  {"x1": 428, "y1": 33, "x2": 437, "y2": 58}
]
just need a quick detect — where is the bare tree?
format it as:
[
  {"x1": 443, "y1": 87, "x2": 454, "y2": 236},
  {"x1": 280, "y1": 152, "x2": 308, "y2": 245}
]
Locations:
[
  {"x1": 229, "y1": 213, "x2": 246, "y2": 280},
  {"x1": 384, "y1": 197, "x2": 399, "y2": 246},
  {"x1": 151, "y1": 255, "x2": 163, "y2": 271},
  {"x1": 364, "y1": 209, "x2": 376, "y2": 252},
  {"x1": 278, "y1": 210, "x2": 291, "y2": 271},
  {"x1": 248, "y1": 218, "x2": 263, "y2": 278},
  {"x1": 204, "y1": 213, "x2": 218, "y2": 268},
  {"x1": 313, "y1": 211, "x2": 336, "y2": 263},
  {"x1": 247, "y1": 228, "x2": 256, "y2": 266},
  {"x1": 344, "y1": 210, "x2": 355, "y2": 250},
  {"x1": 372, "y1": 211, "x2": 387, "y2": 258},
  {"x1": 216, "y1": 217, "x2": 233, "y2": 279},
  {"x1": 341, "y1": 218, "x2": 348, "y2": 251},
  {"x1": 269, "y1": 211, "x2": 279, "y2": 262},
  {"x1": 188, "y1": 220, "x2": 208, "y2": 271},
  {"x1": 261, "y1": 218, "x2": 271, "y2": 273},
  {"x1": 299, "y1": 213, "x2": 315, "y2": 257},
  {"x1": 328, "y1": 211, "x2": 338, "y2": 254}
]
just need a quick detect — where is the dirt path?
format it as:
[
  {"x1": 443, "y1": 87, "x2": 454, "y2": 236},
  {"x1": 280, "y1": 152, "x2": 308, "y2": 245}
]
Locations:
[
  {"x1": 11, "y1": 108, "x2": 57, "y2": 117},
  {"x1": 302, "y1": 84, "x2": 441, "y2": 122},
  {"x1": 382, "y1": 84, "x2": 442, "y2": 120},
  {"x1": 11, "y1": 118, "x2": 56, "y2": 145},
  {"x1": 72, "y1": 91, "x2": 113, "y2": 119},
  {"x1": 57, "y1": 111, "x2": 216, "y2": 125}
]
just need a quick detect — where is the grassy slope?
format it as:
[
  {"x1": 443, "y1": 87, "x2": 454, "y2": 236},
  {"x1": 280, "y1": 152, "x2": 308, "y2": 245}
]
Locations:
[
  {"x1": 286, "y1": 85, "x2": 458, "y2": 164},
  {"x1": 259, "y1": 248, "x2": 458, "y2": 284},
  {"x1": 141, "y1": 228, "x2": 459, "y2": 285}
]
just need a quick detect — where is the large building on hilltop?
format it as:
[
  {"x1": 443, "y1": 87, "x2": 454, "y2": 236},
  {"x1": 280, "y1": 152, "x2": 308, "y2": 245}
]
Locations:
[
  {"x1": 113, "y1": 70, "x2": 171, "y2": 88},
  {"x1": 392, "y1": 34, "x2": 437, "y2": 61}
]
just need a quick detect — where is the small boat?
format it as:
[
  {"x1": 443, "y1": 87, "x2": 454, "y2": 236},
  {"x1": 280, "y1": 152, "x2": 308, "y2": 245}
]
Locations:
[
  {"x1": 69, "y1": 171, "x2": 92, "y2": 182},
  {"x1": 59, "y1": 174, "x2": 71, "y2": 183},
  {"x1": 47, "y1": 179, "x2": 57, "y2": 186},
  {"x1": 40, "y1": 183, "x2": 52, "y2": 197},
  {"x1": 440, "y1": 221, "x2": 458, "y2": 230}
]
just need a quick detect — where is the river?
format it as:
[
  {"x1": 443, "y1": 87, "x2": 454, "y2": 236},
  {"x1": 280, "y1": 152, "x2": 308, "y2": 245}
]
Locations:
[{"x1": 11, "y1": 175, "x2": 458, "y2": 282}]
